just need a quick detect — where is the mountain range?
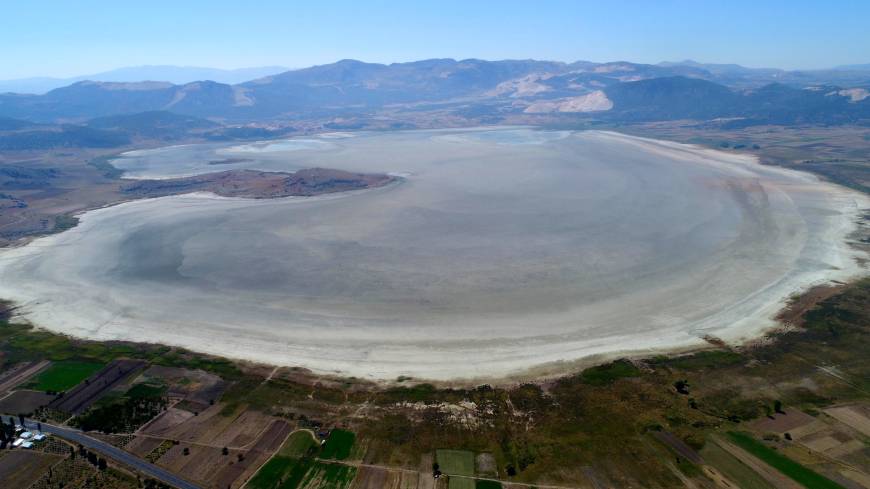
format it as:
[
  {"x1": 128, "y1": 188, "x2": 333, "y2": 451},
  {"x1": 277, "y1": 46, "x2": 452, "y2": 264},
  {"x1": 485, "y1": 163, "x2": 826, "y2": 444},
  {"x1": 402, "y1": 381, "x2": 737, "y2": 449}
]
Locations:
[
  {"x1": 0, "y1": 59, "x2": 868, "y2": 131},
  {"x1": 0, "y1": 65, "x2": 290, "y2": 95}
]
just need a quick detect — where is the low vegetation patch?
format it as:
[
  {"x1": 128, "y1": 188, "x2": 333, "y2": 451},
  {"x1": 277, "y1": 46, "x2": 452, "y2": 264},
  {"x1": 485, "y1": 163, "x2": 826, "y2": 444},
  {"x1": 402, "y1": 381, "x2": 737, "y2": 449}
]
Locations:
[{"x1": 578, "y1": 359, "x2": 641, "y2": 386}]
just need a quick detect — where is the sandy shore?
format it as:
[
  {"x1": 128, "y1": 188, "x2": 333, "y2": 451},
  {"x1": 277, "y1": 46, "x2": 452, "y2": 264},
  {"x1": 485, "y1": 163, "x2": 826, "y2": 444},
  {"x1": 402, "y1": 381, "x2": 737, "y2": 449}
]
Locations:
[{"x1": 0, "y1": 128, "x2": 866, "y2": 382}]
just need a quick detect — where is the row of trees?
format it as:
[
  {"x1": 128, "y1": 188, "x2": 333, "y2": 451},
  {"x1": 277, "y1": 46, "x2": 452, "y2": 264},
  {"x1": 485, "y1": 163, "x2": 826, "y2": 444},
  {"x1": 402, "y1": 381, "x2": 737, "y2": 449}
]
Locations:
[{"x1": 76, "y1": 444, "x2": 108, "y2": 471}]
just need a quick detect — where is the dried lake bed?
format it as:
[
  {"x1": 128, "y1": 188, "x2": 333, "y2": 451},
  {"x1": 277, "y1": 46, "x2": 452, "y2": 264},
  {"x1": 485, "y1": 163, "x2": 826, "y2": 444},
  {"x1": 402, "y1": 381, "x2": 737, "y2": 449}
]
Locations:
[{"x1": 0, "y1": 128, "x2": 866, "y2": 380}]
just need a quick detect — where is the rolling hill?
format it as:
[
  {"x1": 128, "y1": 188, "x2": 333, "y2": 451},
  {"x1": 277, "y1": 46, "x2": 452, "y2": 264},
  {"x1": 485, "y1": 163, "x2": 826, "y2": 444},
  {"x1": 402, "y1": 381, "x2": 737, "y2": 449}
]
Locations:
[{"x1": 0, "y1": 58, "x2": 867, "y2": 126}]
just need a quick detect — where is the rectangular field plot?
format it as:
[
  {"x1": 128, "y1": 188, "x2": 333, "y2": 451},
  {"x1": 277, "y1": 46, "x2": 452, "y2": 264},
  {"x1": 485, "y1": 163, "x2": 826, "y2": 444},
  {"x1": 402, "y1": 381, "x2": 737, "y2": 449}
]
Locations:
[
  {"x1": 47, "y1": 359, "x2": 146, "y2": 414},
  {"x1": 825, "y1": 404, "x2": 870, "y2": 437},
  {"x1": 436, "y1": 449, "x2": 475, "y2": 476},
  {"x1": 0, "y1": 389, "x2": 56, "y2": 414},
  {"x1": 727, "y1": 432, "x2": 845, "y2": 489},
  {"x1": 350, "y1": 466, "x2": 417, "y2": 489},
  {"x1": 321, "y1": 429, "x2": 356, "y2": 460},
  {"x1": 26, "y1": 360, "x2": 104, "y2": 392},
  {"x1": 0, "y1": 360, "x2": 50, "y2": 393},
  {"x1": 299, "y1": 461, "x2": 357, "y2": 489},
  {"x1": 141, "y1": 402, "x2": 274, "y2": 447},
  {"x1": 0, "y1": 451, "x2": 63, "y2": 488},
  {"x1": 700, "y1": 439, "x2": 774, "y2": 489}
]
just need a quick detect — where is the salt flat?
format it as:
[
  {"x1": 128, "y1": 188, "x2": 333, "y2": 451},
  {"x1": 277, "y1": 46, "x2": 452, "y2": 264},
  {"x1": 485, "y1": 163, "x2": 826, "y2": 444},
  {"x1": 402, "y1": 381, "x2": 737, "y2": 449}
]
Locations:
[{"x1": 0, "y1": 128, "x2": 865, "y2": 381}]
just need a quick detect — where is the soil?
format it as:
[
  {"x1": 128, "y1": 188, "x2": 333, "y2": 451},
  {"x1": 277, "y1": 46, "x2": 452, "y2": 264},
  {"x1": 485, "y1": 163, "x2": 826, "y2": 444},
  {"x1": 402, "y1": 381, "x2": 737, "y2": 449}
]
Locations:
[
  {"x1": 0, "y1": 360, "x2": 50, "y2": 393},
  {"x1": 121, "y1": 168, "x2": 395, "y2": 199},
  {"x1": 776, "y1": 284, "x2": 848, "y2": 327},
  {"x1": 749, "y1": 408, "x2": 816, "y2": 434},
  {"x1": 0, "y1": 389, "x2": 56, "y2": 414}
]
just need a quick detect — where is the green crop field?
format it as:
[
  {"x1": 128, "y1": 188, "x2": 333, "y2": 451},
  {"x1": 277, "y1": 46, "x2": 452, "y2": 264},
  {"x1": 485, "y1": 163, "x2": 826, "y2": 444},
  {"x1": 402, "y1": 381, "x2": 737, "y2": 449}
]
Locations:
[
  {"x1": 436, "y1": 449, "x2": 475, "y2": 477},
  {"x1": 246, "y1": 456, "x2": 314, "y2": 489},
  {"x1": 26, "y1": 360, "x2": 104, "y2": 391},
  {"x1": 727, "y1": 432, "x2": 844, "y2": 489},
  {"x1": 279, "y1": 431, "x2": 319, "y2": 458},
  {"x1": 320, "y1": 429, "x2": 355, "y2": 460},
  {"x1": 475, "y1": 480, "x2": 502, "y2": 489},
  {"x1": 701, "y1": 439, "x2": 773, "y2": 489}
]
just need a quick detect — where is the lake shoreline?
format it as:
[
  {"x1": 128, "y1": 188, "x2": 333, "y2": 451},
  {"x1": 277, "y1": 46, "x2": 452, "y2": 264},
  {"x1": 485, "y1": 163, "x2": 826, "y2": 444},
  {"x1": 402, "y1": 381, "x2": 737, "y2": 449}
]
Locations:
[{"x1": 0, "y1": 128, "x2": 866, "y2": 383}]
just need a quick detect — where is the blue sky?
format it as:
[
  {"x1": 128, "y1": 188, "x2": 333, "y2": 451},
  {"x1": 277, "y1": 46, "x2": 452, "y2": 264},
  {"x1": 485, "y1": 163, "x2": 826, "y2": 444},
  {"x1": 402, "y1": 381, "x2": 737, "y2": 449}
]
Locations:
[{"x1": 2, "y1": 0, "x2": 868, "y2": 78}]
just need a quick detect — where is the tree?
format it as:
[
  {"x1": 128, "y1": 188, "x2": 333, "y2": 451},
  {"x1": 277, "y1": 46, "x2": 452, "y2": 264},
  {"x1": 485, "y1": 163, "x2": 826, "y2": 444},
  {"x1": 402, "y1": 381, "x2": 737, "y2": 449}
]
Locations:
[
  {"x1": 18, "y1": 413, "x2": 25, "y2": 426},
  {"x1": 183, "y1": 447, "x2": 190, "y2": 456},
  {"x1": 222, "y1": 446, "x2": 229, "y2": 456},
  {"x1": 674, "y1": 380, "x2": 690, "y2": 395},
  {"x1": 774, "y1": 400, "x2": 784, "y2": 414},
  {"x1": 98, "y1": 457, "x2": 107, "y2": 471},
  {"x1": 69, "y1": 446, "x2": 76, "y2": 459}
]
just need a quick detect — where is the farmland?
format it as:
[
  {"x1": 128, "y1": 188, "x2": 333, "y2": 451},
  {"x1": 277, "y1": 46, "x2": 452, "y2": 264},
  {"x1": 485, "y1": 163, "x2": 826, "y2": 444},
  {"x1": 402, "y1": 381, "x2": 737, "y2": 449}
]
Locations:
[
  {"x1": 699, "y1": 439, "x2": 774, "y2": 489},
  {"x1": 27, "y1": 360, "x2": 103, "y2": 392},
  {"x1": 0, "y1": 389, "x2": 55, "y2": 414},
  {"x1": 247, "y1": 456, "x2": 314, "y2": 489},
  {"x1": 350, "y1": 466, "x2": 417, "y2": 489},
  {"x1": 279, "y1": 431, "x2": 319, "y2": 458},
  {"x1": 49, "y1": 359, "x2": 147, "y2": 414},
  {"x1": 727, "y1": 431, "x2": 845, "y2": 489},
  {"x1": 0, "y1": 451, "x2": 62, "y2": 487},
  {"x1": 447, "y1": 477, "x2": 474, "y2": 489},
  {"x1": 0, "y1": 360, "x2": 49, "y2": 393},
  {"x1": 299, "y1": 462, "x2": 357, "y2": 489},
  {"x1": 321, "y1": 429, "x2": 356, "y2": 460},
  {"x1": 436, "y1": 450, "x2": 475, "y2": 477}
]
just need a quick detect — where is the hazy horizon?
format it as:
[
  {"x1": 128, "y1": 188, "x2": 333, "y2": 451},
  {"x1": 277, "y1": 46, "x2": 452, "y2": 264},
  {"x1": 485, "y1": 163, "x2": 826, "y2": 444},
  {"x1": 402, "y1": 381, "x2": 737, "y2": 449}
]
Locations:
[
  {"x1": 4, "y1": 57, "x2": 870, "y2": 84},
  {"x1": 4, "y1": 0, "x2": 870, "y2": 79}
]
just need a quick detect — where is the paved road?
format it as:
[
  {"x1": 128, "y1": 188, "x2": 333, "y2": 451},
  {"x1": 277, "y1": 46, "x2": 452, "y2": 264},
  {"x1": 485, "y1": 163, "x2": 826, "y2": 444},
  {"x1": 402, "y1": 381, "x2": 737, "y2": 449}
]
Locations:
[{"x1": 2, "y1": 415, "x2": 201, "y2": 489}]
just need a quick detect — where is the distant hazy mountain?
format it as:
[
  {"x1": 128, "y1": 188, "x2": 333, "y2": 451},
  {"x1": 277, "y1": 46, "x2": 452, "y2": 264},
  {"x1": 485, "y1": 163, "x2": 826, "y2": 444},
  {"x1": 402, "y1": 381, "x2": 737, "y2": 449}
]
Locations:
[
  {"x1": 833, "y1": 63, "x2": 870, "y2": 71},
  {"x1": 0, "y1": 58, "x2": 867, "y2": 126},
  {"x1": 0, "y1": 65, "x2": 290, "y2": 94},
  {"x1": 660, "y1": 60, "x2": 870, "y2": 88}
]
